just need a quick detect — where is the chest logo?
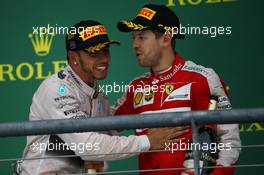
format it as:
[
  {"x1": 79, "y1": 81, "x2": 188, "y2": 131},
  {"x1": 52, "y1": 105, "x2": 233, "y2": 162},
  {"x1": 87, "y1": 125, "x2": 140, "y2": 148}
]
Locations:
[
  {"x1": 134, "y1": 92, "x2": 143, "y2": 105},
  {"x1": 133, "y1": 87, "x2": 155, "y2": 108},
  {"x1": 58, "y1": 84, "x2": 66, "y2": 95},
  {"x1": 164, "y1": 83, "x2": 192, "y2": 102},
  {"x1": 144, "y1": 90, "x2": 153, "y2": 102},
  {"x1": 165, "y1": 84, "x2": 174, "y2": 95},
  {"x1": 163, "y1": 83, "x2": 192, "y2": 104}
]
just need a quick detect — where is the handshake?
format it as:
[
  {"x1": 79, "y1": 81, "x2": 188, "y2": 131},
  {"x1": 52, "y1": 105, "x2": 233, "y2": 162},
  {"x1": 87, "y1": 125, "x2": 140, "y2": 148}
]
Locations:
[{"x1": 83, "y1": 126, "x2": 189, "y2": 173}]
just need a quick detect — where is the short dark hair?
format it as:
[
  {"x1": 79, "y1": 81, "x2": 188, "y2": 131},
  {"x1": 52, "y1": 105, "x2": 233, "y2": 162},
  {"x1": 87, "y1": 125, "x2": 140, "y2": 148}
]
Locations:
[{"x1": 152, "y1": 30, "x2": 176, "y2": 51}]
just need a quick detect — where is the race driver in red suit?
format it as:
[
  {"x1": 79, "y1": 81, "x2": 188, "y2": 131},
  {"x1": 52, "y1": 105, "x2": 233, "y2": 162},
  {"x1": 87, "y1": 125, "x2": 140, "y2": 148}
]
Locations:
[{"x1": 113, "y1": 4, "x2": 241, "y2": 175}]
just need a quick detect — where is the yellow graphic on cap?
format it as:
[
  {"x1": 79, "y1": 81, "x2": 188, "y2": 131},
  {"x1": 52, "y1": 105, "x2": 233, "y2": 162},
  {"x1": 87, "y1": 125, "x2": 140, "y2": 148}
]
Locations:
[
  {"x1": 85, "y1": 41, "x2": 110, "y2": 53},
  {"x1": 122, "y1": 20, "x2": 147, "y2": 31},
  {"x1": 165, "y1": 84, "x2": 174, "y2": 95},
  {"x1": 137, "y1": 7, "x2": 156, "y2": 20},
  {"x1": 79, "y1": 25, "x2": 107, "y2": 41},
  {"x1": 28, "y1": 28, "x2": 55, "y2": 57}
]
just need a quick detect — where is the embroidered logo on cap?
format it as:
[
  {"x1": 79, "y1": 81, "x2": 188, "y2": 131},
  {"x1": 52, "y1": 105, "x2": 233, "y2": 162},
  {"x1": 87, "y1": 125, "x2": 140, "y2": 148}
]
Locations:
[
  {"x1": 137, "y1": 7, "x2": 156, "y2": 20},
  {"x1": 79, "y1": 25, "x2": 107, "y2": 41}
]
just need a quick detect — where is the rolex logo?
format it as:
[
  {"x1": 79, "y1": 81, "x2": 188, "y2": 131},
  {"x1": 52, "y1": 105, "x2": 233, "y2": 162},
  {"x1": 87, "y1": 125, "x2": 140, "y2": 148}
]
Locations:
[{"x1": 28, "y1": 28, "x2": 55, "y2": 56}]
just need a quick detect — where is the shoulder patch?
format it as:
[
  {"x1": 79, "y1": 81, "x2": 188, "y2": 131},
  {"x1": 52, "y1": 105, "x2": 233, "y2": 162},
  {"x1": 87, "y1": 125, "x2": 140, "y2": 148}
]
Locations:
[
  {"x1": 183, "y1": 61, "x2": 225, "y2": 96},
  {"x1": 58, "y1": 70, "x2": 66, "y2": 80},
  {"x1": 182, "y1": 61, "x2": 213, "y2": 78}
]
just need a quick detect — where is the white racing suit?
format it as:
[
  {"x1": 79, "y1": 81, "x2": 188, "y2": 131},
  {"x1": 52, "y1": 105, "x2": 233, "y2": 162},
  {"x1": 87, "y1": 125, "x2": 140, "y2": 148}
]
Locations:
[{"x1": 18, "y1": 65, "x2": 149, "y2": 175}]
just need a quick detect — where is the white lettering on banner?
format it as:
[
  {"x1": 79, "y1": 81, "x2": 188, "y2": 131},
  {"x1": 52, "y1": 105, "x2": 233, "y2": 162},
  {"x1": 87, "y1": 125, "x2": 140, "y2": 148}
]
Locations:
[
  {"x1": 0, "y1": 60, "x2": 67, "y2": 81},
  {"x1": 166, "y1": 0, "x2": 238, "y2": 6}
]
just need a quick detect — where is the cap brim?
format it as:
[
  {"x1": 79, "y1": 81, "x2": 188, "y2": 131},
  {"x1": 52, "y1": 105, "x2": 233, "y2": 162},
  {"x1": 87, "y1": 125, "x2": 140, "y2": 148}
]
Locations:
[
  {"x1": 117, "y1": 20, "x2": 149, "y2": 32},
  {"x1": 117, "y1": 20, "x2": 185, "y2": 39},
  {"x1": 108, "y1": 40, "x2": 120, "y2": 45},
  {"x1": 84, "y1": 40, "x2": 120, "y2": 53}
]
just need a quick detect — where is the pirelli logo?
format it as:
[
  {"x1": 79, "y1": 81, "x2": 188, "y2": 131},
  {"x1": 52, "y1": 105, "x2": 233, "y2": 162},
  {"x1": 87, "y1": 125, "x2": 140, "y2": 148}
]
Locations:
[
  {"x1": 137, "y1": 7, "x2": 156, "y2": 20},
  {"x1": 79, "y1": 25, "x2": 107, "y2": 41}
]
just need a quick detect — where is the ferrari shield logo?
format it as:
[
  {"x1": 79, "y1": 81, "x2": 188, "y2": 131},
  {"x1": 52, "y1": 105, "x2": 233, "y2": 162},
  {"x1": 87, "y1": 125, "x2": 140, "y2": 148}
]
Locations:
[{"x1": 165, "y1": 84, "x2": 174, "y2": 95}]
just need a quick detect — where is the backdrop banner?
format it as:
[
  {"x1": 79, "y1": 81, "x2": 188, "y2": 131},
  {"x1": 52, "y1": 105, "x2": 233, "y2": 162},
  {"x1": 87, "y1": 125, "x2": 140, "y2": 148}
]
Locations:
[{"x1": 0, "y1": 0, "x2": 263, "y2": 174}]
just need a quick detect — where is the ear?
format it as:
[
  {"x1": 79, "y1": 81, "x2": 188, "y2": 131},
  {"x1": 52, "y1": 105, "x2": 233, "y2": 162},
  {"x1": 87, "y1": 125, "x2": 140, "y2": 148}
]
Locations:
[
  {"x1": 68, "y1": 51, "x2": 79, "y2": 66},
  {"x1": 162, "y1": 32, "x2": 172, "y2": 47}
]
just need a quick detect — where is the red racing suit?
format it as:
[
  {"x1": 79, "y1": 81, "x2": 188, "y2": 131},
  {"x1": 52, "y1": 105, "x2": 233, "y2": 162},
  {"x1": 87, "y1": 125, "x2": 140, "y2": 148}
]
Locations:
[{"x1": 113, "y1": 53, "x2": 241, "y2": 175}]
